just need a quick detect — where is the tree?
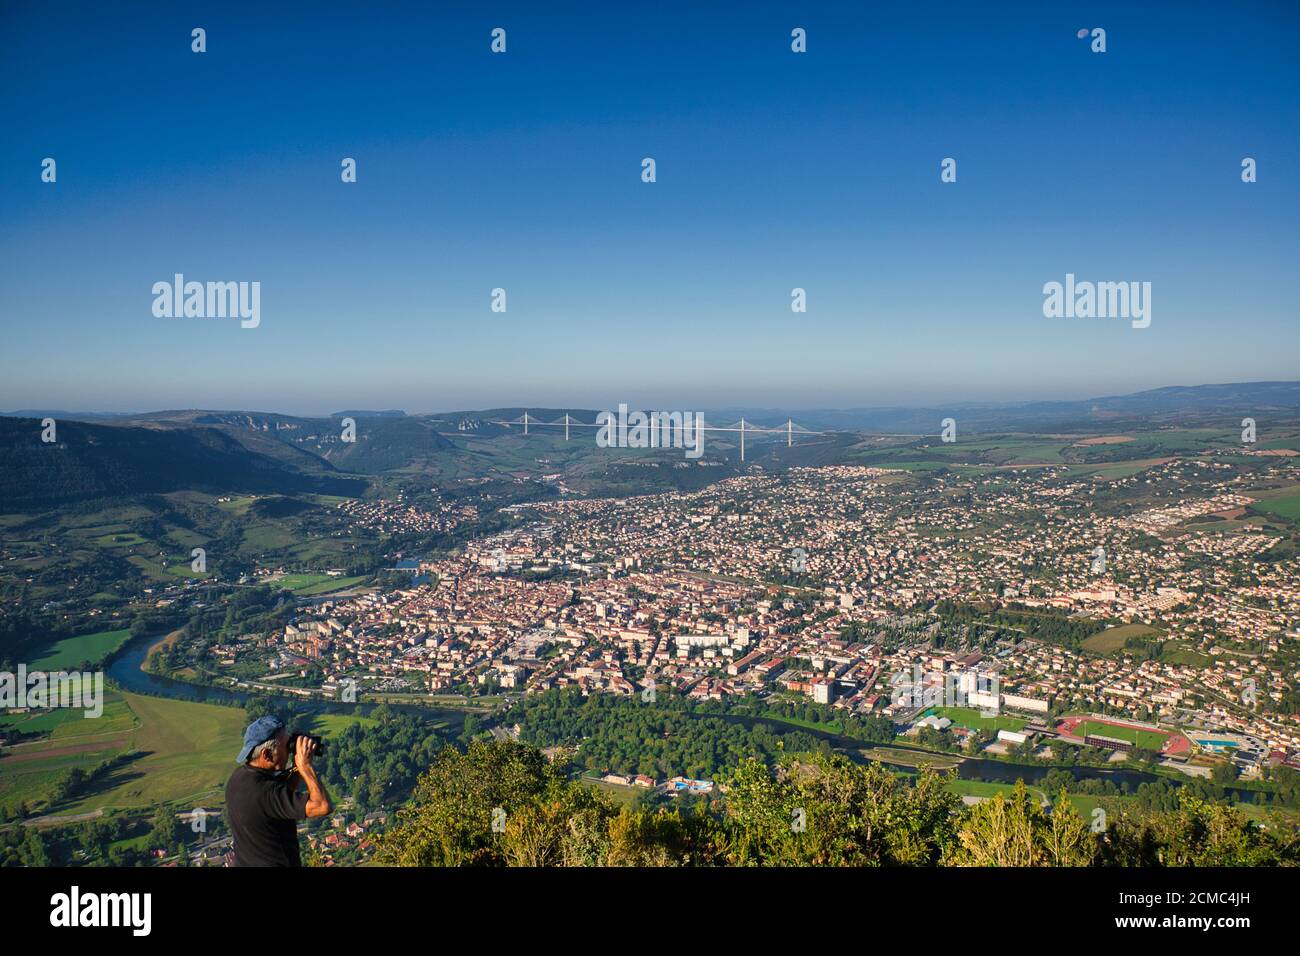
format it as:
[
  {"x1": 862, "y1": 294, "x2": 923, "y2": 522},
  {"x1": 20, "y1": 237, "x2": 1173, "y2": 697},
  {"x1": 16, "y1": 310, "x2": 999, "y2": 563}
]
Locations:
[
  {"x1": 459, "y1": 714, "x2": 482, "y2": 746},
  {"x1": 1103, "y1": 795, "x2": 1296, "y2": 866},
  {"x1": 946, "y1": 783, "x2": 1097, "y2": 866},
  {"x1": 722, "y1": 754, "x2": 960, "y2": 866},
  {"x1": 375, "y1": 740, "x2": 1298, "y2": 868},
  {"x1": 1210, "y1": 760, "x2": 1239, "y2": 786},
  {"x1": 378, "y1": 739, "x2": 564, "y2": 866},
  {"x1": 148, "y1": 806, "x2": 183, "y2": 854}
]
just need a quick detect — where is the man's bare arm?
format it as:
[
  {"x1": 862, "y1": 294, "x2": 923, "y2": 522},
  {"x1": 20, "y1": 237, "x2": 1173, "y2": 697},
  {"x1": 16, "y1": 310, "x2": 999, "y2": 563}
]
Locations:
[{"x1": 293, "y1": 736, "x2": 332, "y2": 818}]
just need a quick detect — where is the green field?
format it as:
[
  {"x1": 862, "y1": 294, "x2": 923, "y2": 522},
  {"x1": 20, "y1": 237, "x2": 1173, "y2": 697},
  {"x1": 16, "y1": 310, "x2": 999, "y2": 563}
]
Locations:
[
  {"x1": 1080, "y1": 461, "x2": 1168, "y2": 480},
  {"x1": 945, "y1": 779, "x2": 1048, "y2": 803},
  {"x1": 1082, "y1": 623, "x2": 1162, "y2": 656},
  {"x1": 300, "y1": 575, "x2": 368, "y2": 595},
  {"x1": 1253, "y1": 490, "x2": 1300, "y2": 521},
  {"x1": 272, "y1": 573, "x2": 370, "y2": 595},
  {"x1": 30, "y1": 629, "x2": 132, "y2": 669},
  {"x1": 0, "y1": 694, "x2": 138, "y2": 740},
  {"x1": 1072, "y1": 719, "x2": 1169, "y2": 751},
  {"x1": 928, "y1": 707, "x2": 1028, "y2": 733},
  {"x1": 312, "y1": 713, "x2": 377, "y2": 738},
  {"x1": 0, "y1": 691, "x2": 408, "y2": 819},
  {"x1": 0, "y1": 692, "x2": 247, "y2": 815},
  {"x1": 274, "y1": 573, "x2": 337, "y2": 591},
  {"x1": 91, "y1": 532, "x2": 148, "y2": 548},
  {"x1": 1158, "y1": 643, "x2": 1214, "y2": 668},
  {"x1": 0, "y1": 691, "x2": 143, "y2": 812}
]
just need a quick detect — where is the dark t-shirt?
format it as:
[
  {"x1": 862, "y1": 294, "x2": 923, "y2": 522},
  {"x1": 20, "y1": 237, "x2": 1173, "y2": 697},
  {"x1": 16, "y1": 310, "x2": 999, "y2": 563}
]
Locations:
[{"x1": 225, "y1": 764, "x2": 310, "y2": 867}]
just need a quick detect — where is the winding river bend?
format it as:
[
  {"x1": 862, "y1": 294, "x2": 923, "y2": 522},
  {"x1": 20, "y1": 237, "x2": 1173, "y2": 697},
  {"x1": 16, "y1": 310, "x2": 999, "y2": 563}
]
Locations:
[
  {"x1": 107, "y1": 632, "x2": 1258, "y2": 801},
  {"x1": 105, "y1": 631, "x2": 466, "y2": 724}
]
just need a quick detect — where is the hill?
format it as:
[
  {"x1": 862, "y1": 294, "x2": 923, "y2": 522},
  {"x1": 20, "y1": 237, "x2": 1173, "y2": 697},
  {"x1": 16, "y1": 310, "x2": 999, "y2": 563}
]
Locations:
[{"x1": 0, "y1": 417, "x2": 367, "y2": 512}]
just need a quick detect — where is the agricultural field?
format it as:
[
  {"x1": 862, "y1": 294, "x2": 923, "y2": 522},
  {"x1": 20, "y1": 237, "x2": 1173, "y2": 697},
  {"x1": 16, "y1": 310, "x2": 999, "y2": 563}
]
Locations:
[
  {"x1": 1076, "y1": 460, "x2": 1172, "y2": 480},
  {"x1": 30, "y1": 629, "x2": 132, "y2": 670},
  {"x1": 1082, "y1": 623, "x2": 1162, "y2": 657},
  {"x1": 0, "y1": 692, "x2": 246, "y2": 816},
  {"x1": 0, "y1": 488, "x2": 379, "y2": 608},
  {"x1": 0, "y1": 691, "x2": 143, "y2": 813},
  {"x1": 312, "y1": 713, "x2": 378, "y2": 738},
  {"x1": 0, "y1": 693, "x2": 138, "y2": 742},
  {"x1": 844, "y1": 427, "x2": 1291, "y2": 481},
  {"x1": 1251, "y1": 487, "x2": 1300, "y2": 522},
  {"x1": 271, "y1": 574, "x2": 370, "y2": 596},
  {"x1": 1157, "y1": 643, "x2": 1214, "y2": 668},
  {"x1": 0, "y1": 689, "x2": 403, "y2": 819}
]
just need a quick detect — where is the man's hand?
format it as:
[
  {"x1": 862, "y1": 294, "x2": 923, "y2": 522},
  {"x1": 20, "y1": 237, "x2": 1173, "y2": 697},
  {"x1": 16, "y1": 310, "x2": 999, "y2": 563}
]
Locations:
[{"x1": 294, "y1": 733, "x2": 314, "y2": 770}]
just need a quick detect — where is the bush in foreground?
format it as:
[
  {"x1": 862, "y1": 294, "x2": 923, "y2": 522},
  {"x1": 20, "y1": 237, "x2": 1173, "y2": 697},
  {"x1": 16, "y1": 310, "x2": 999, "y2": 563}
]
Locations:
[{"x1": 377, "y1": 740, "x2": 1299, "y2": 867}]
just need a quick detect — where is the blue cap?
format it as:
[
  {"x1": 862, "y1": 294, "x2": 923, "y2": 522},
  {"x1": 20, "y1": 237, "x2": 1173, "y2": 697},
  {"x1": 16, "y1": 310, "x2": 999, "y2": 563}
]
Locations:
[{"x1": 236, "y1": 715, "x2": 284, "y2": 764}]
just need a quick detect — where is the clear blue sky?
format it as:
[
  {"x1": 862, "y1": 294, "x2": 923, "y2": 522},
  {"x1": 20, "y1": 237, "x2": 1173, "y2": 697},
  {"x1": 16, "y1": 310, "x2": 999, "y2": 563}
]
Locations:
[{"x1": 1, "y1": 1, "x2": 1297, "y2": 414}]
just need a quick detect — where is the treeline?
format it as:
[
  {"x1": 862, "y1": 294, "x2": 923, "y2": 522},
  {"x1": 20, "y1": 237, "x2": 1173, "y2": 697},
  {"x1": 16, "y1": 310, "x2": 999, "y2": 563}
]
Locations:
[
  {"x1": 517, "y1": 688, "x2": 897, "y2": 777},
  {"x1": 702, "y1": 694, "x2": 898, "y2": 745},
  {"x1": 314, "y1": 706, "x2": 446, "y2": 812},
  {"x1": 378, "y1": 740, "x2": 1300, "y2": 867},
  {"x1": 187, "y1": 586, "x2": 291, "y2": 642},
  {"x1": 242, "y1": 698, "x2": 446, "y2": 813},
  {"x1": 48, "y1": 752, "x2": 141, "y2": 806},
  {"x1": 1038, "y1": 769, "x2": 1228, "y2": 808},
  {"x1": 156, "y1": 587, "x2": 295, "y2": 674},
  {"x1": 0, "y1": 610, "x2": 80, "y2": 669},
  {"x1": 0, "y1": 804, "x2": 218, "y2": 867},
  {"x1": 933, "y1": 600, "x2": 1106, "y2": 651},
  {"x1": 515, "y1": 688, "x2": 833, "y2": 780}
]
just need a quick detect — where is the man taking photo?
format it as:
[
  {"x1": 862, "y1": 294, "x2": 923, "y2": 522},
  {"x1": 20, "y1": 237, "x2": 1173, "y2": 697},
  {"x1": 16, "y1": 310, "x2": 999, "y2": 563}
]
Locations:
[{"x1": 225, "y1": 715, "x2": 332, "y2": 867}]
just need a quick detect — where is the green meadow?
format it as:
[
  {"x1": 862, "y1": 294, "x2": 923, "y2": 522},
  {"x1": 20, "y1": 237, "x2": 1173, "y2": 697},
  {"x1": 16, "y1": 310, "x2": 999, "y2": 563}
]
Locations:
[
  {"x1": 1082, "y1": 623, "x2": 1162, "y2": 656},
  {"x1": 945, "y1": 779, "x2": 1049, "y2": 804},
  {"x1": 1252, "y1": 488, "x2": 1300, "y2": 521},
  {"x1": 928, "y1": 706, "x2": 1028, "y2": 733},
  {"x1": 0, "y1": 690, "x2": 389, "y2": 818},
  {"x1": 272, "y1": 573, "x2": 370, "y2": 595},
  {"x1": 30, "y1": 629, "x2": 132, "y2": 670}
]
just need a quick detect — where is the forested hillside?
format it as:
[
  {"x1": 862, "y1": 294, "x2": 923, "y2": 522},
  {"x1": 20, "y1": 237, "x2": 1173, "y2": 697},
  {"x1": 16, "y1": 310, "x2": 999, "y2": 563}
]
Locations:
[{"x1": 0, "y1": 417, "x2": 366, "y2": 511}]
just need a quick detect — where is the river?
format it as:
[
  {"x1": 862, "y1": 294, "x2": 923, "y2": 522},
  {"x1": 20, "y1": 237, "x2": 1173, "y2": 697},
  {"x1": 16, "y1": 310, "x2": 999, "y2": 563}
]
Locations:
[
  {"x1": 106, "y1": 631, "x2": 469, "y2": 725},
  {"x1": 107, "y1": 633, "x2": 1259, "y2": 801},
  {"x1": 714, "y1": 712, "x2": 1263, "y2": 800}
]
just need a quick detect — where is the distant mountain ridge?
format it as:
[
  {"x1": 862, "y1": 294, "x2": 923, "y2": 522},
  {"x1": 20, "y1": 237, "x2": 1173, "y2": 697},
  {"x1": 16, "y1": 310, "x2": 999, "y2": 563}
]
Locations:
[
  {"x1": 707, "y1": 381, "x2": 1300, "y2": 433},
  {"x1": 0, "y1": 416, "x2": 366, "y2": 512},
  {"x1": 2, "y1": 382, "x2": 1297, "y2": 511},
  {"x1": 8, "y1": 381, "x2": 1297, "y2": 434}
]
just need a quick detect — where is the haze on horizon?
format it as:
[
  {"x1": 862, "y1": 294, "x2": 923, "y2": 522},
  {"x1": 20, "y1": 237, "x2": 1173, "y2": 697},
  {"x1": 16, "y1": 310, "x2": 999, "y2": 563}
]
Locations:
[{"x1": 2, "y1": 2, "x2": 1298, "y2": 414}]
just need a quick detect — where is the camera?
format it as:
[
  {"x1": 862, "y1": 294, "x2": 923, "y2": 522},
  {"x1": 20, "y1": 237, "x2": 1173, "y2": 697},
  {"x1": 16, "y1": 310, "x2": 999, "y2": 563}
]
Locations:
[{"x1": 287, "y1": 731, "x2": 325, "y2": 761}]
